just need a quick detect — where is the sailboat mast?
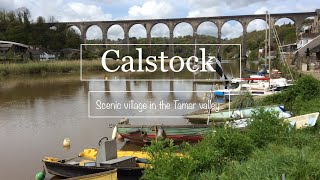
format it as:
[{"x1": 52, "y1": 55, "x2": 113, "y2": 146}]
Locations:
[
  {"x1": 265, "y1": 12, "x2": 268, "y2": 67},
  {"x1": 268, "y1": 13, "x2": 271, "y2": 86}
]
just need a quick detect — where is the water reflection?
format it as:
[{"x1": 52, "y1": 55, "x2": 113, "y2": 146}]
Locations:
[{"x1": 0, "y1": 61, "x2": 258, "y2": 179}]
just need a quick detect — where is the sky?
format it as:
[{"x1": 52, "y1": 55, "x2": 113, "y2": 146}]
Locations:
[{"x1": 1, "y1": 0, "x2": 319, "y2": 40}]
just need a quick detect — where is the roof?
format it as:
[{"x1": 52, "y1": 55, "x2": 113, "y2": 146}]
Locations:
[
  {"x1": 301, "y1": 33, "x2": 320, "y2": 39},
  {"x1": 0, "y1": 40, "x2": 29, "y2": 48}
]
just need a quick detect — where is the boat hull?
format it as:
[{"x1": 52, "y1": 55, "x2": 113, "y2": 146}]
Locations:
[
  {"x1": 185, "y1": 105, "x2": 291, "y2": 124},
  {"x1": 117, "y1": 125, "x2": 212, "y2": 144},
  {"x1": 67, "y1": 170, "x2": 117, "y2": 180},
  {"x1": 287, "y1": 112, "x2": 319, "y2": 129},
  {"x1": 44, "y1": 161, "x2": 144, "y2": 180}
]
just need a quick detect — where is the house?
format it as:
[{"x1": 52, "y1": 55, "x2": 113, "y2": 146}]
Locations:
[
  {"x1": 297, "y1": 33, "x2": 319, "y2": 49},
  {"x1": 0, "y1": 40, "x2": 30, "y2": 61}
]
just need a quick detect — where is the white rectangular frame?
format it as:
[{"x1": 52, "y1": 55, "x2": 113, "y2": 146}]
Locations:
[
  {"x1": 88, "y1": 90, "x2": 222, "y2": 118},
  {"x1": 80, "y1": 44, "x2": 242, "y2": 81}
]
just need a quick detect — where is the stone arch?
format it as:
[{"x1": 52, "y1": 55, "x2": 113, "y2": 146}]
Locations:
[
  {"x1": 173, "y1": 22, "x2": 193, "y2": 37},
  {"x1": 67, "y1": 25, "x2": 81, "y2": 35},
  {"x1": 150, "y1": 23, "x2": 170, "y2": 37},
  {"x1": 247, "y1": 19, "x2": 268, "y2": 33},
  {"x1": 107, "y1": 24, "x2": 125, "y2": 41},
  {"x1": 274, "y1": 17, "x2": 295, "y2": 26},
  {"x1": 221, "y1": 19, "x2": 244, "y2": 29},
  {"x1": 221, "y1": 20, "x2": 244, "y2": 39},
  {"x1": 128, "y1": 24, "x2": 147, "y2": 39},
  {"x1": 196, "y1": 21, "x2": 218, "y2": 37},
  {"x1": 85, "y1": 25, "x2": 103, "y2": 40}
]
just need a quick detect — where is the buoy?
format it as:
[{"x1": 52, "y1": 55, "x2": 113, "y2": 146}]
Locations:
[
  {"x1": 63, "y1": 138, "x2": 71, "y2": 147},
  {"x1": 111, "y1": 125, "x2": 117, "y2": 140},
  {"x1": 117, "y1": 133, "x2": 124, "y2": 142},
  {"x1": 35, "y1": 171, "x2": 45, "y2": 180}
]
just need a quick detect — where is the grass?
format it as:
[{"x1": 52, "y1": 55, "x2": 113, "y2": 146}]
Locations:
[
  {"x1": 142, "y1": 75, "x2": 320, "y2": 180},
  {"x1": 0, "y1": 59, "x2": 182, "y2": 76}
]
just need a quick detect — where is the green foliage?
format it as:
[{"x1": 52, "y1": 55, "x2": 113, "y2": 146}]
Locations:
[
  {"x1": 0, "y1": 8, "x2": 81, "y2": 51},
  {"x1": 247, "y1": 49, "x2": 259, "y2": 61},
  {"x1": 222, "y1": 144, "x2": 320, "y2": 180},
  {"x1": 190, "y1": 128, "x2": 254, "y2": 173},
  {"x1": 231, "y1": 92, "x2": 255, "y2": 109},
  {"x1": 142, "y1": 139, "x2": 196, "y2": 180},
  {"x1": 246, "y1": 108, "x2": 290, "y2": 148},
  {"x1": 143, "y1": 127, "x2": 254, "y2": 179},
  {"x1": 257, "y1": 75, "x2": 320, "y2": 115}
]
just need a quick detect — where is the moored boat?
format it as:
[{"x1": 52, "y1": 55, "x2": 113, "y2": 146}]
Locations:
[
  {"x1": 66, "y1": 170, "x2": 117, "y2": 180},
  {"x1": 287, "y1": 112, "x2": 319, "y2": 129},
  {"x1": 116, "y1": 124, "x2": 213, "y2": 144},
  {"x1": 42, "y1": 139, "x2": 146, "y2": 180},
  {"x1": 184, "y1": 105, "x2": 292, "y2": 124}
]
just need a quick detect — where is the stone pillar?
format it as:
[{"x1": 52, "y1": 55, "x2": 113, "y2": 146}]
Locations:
[
  {"x1": 218, "y1": 28, "x2": 222, "y2": 44},
  {"x1": 123, "y1": 24, "x2": 130, "y2": 54},
  {"x1": 105, "y1": 81, "x2": 110, "y2": 92},
  {"x1": 102, "y1": 29, "x2": 108, "y2": 49},
  {"x1": 147, "y1": 81, "x2": 153, "y2": 98},
  {"x1": 145, "y1": 23, "x2": 153, "y2": 56},
  {"x1": 125, "y1": 80, "x2": 131, "y2": 97},
  {"x1": 147, "y1": 32, "x2": 151, "y2": 55},
  {"x1": 169, "y1": 31, "x2": 174, "y2": 58},
  {"x1": 80, "y1": 24, "x2": 87, "y2": 50},
  {"x1": 242, "y1": 22, "x2": 248, "y2": 60},
  {"x1": 193, "y1": 29, "x2": 197, "y2": 56},
  {"x1": 216, "y1": 20, "x2": 223, "y2": 44}
]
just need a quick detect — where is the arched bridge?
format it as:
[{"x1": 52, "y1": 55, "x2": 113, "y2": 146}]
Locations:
[{"x1": 48, "y1": 10, "x2": 319, "y2": 57}]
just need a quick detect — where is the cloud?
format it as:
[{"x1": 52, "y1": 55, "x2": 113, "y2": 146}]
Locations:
[
  {"x1": 151, "y1": 23, "x2": 170, "y2": 37},
  {"x1": 221, "y1": 21, "x2": 243, "y2": 39},
  {"x1": 0, "y1": 0, "x2": 15, "y2": 10},
  {"x1": 196, "y1": 22, "x2": 218, "y2": 37},
  {"x1": 107, "y1": 25, "x2": 124, "y2": 41},
  {"x1": 126, "y1": 0, "x2": 174, "y2": 20},
  {"x1": 247, "y1": 19, "x2": 267, "y2": 32},
  {"x1": 187, "y1": 6, "x2": 222, "y2": 17},
  {"x1": 187, "y1": 0, "x2": 270, "y2": 9},
  {"x1": 86, "y1": 25, "x2": 103, "y2": 40},
  {"x1": 173, "y1": 22, "x2": 193, "y2": 37},
  {"x1": 58, "y1": 2, "x2": 112, "y2": 22},
  {"x1": 129, "y1": 24, "x2": 146, "y2": 38}
]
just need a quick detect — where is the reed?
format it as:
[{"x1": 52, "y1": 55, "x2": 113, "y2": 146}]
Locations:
[{"x1": 0, "y1": 59, "x2": 181, "y2": 76}]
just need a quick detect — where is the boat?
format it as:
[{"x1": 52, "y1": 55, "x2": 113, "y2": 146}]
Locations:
[
  {"x1": 184, "y1": 105, "x2": 292, "y2": 124},
  {"x1": 42, "y1": 139, "x2": 146, "y2": 179},
  {"x1": 66, "y1": 169, "x2": 117, "y2": 180},
  {"x1": 44, "y1": 160, "x2": 143, "y2": 180},
  {"x1": 287, "y1": 112, "x2": 319, "y2": 129},
  {"x1": 115, "y1": 124, "x2": 213, "y2": 144},
  {"x1": 214, "y1": 75, "x2": 292, "y2": 101}
]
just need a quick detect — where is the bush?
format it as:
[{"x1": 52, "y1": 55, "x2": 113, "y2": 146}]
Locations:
[
  {"x1": 246, "y1": 108, "x2": 290, "y2": 148},
  {"x1": 190, "y1": 127, "x2": 254, "y2": 173},
  {"x1": 222, "y1": 144, "x2": 320, "y2": 180},
  {"x1": 231, "y1": 92, "x2": 255, "y2": 109},
  {"x1": 142, "y1": 139, "x2": 196, "y2": 180},
  {"x1": 257, "y1": 75, "x2": 320, "y2": 115}
]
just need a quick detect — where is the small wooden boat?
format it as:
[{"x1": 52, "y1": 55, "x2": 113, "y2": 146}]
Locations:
[
  {"x1": 67, "y1": 169, "x2": 117, "y2": 180},
  {"x1": 287, "y1": 112, "x2": 319, "y2": 129},
  {"x1": 43, "y1": 139, "x2": 146, "y2": 180},
  {"x1": 184, "y1": 105, "x2": 292, "y2": 124},
  {"x1": 116, "y1": 124, "x2": 213, "y2": 144},
  {"x1": 44, "y1": 160, "x2": 143, "y2": 179}
]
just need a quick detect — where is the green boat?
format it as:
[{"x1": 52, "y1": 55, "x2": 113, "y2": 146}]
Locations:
[
  {"x1": 115, "y1": 124, "x2": 213, "y2": 144},
  {"x1": 184, "y1": 105, "x2": 292, "y2": 124}
]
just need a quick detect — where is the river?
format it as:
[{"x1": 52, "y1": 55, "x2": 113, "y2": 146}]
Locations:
[{"x1": 0, "y1": 60, "x2": 258, "y2": 179}]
